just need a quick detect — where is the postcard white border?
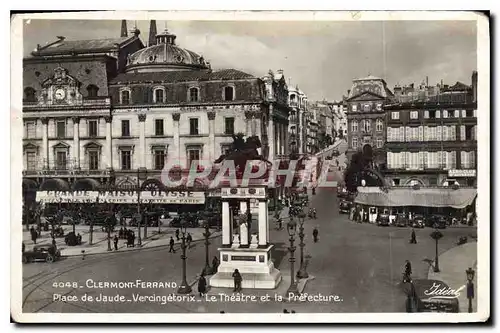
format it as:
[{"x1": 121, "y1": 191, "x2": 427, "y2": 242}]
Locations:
[{"x1": 10, "y1": 10, "x2": 490, "y2": 323}]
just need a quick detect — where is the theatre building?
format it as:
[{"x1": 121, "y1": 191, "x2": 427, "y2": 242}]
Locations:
[
  {"x1": 383, "y1": 72, "x2": 478, "y2": 187},
  {"x1": 22, "y1": 20, "x2": 290, "y2": 207}
]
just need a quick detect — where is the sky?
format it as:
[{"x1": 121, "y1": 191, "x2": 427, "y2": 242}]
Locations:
[{"x1": 22, "y1": 19, "x2": 477, "y2": 101}]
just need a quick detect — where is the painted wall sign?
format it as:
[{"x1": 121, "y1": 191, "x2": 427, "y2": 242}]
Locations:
[
  {"x1": 36, "y1": 191, "x2": 205, "y2": 204},
  {"x1": 230, "y1": 255, "x2": 257, "y2": 262},
  {"x1": 448, "y1": 169, "x2": 477, "y2": 178}
]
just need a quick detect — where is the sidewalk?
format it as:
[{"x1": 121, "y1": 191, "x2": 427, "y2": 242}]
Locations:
[
  {"x1": 23, "y1": 224, "x2": 221, "y2": 257},
  {"x1": 427, "y1": 242, "x2": 477, "y2": 313}
]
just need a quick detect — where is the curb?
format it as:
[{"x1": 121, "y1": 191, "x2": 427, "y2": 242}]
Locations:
[
  {"x1": 426, "y1": 241, "x2": 477, "y2": 278},
  {"x1": 61, "y1": 233, "x2": 222, "y2": 258}
]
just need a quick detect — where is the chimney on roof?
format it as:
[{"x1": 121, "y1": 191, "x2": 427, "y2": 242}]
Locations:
[
  {"x1": 121, "y1": 20, "x2": 128, "y2": 37},
  {"x1": 148, "y1": 20, "x2": 157, "y2": 47},
  {"x1": 472, "y1": 70, "x2": 478, "y2": 103}
]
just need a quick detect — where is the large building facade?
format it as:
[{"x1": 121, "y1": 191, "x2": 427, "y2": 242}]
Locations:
[
  {"x1": 22, "y1": 21, "x2": 290, "y2": 201},
  {"x1": 345, "y1": 76, "x2": 394, "y2": 166},
  {"x1": 383, "y1": 72, "x2": 478, "y2": 187},
  {"x1": 287, "y1": 85, "x2": 308, "y2": 155}
]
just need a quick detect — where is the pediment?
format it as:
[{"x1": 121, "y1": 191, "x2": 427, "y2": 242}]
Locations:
[
  {"x1": 84, "y1": 141, "x2": 102, "y2": 149},
  {"x1": 52, "y1": 141, "x2": 71, "y2": 149},
  {"x1": 42, "y1": 67, "x2": 80, "y2": 88},
  {"x1": 23, "y1": 142, "x2": 39, "y2": 151},
  {"x1": 347, "y1": 91, "x2": 385, "y2": 102}
]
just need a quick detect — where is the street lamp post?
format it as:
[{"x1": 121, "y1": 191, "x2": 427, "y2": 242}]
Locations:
[
  {"x1": 296, "y1": 211, "x2": 309, "y2": 279},
  {"x1": 466, "y1": 267, "x2": 475, "y2": 313},
  {"x1": 286, "y1": 219, "x2": 300, "y2": 296},
  {"x1": 177, "y1": 222, "x2": 192, "y2": 294},
  {"x1": 430, "y1": 229, "x2": 443, "y2": 272},
  {"x1": 203, "y1": 220, "x2": 213, "y2": 275},
  {"x1": 136, "y1": 168, "x2": 147, "y2": 247}
]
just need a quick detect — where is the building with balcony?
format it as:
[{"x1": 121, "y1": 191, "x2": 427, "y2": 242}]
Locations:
[
  {"x1": 306, "y1": 106, "x2": 319, "y2": 154},
  {"x1": 345, "y1": 75, "x2": 394, "y2": 166},
  {"x1": 22, "y1": 20, "x2": 290, "y2": 202},
  {"x1": 329, "y1": 100, "x2": 347, "y2": 138},
  {"x1": 287, "y1": 85, "x2": 308, "y2": 155},
  {"x1": 309, "y1": 100, "x2": 334, "y2": 149},
  {"x1": 383, "y1": 71, "x2": 478, "y2": 187}
]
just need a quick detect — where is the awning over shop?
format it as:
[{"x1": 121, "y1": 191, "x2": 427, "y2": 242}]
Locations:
[{"x1": 354, "y1": 186, "x2": 477, "y2": 209}]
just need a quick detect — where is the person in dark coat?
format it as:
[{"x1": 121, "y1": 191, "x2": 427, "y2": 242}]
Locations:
[
  {"x1": 186, "y1": 233, "x2": 193, "y2": 248},
  {"x1": 169, "y1": 237, "x2": 175, "y2": 253},
  {"x1": 175, "y1": 229, "x2": 180, "y2": 241},
  {"x1": 312, "y1": 227, "x2": 319, "y2": 243},
  {"x1": 22, "y1": 242, "x2": 25, "y2": 253},
  {"x1": 403, "y1": 260, "x2": 412, "y2": 283},
  {"x1": 30, "y1": 227, "x2": 37, "y2": 244},
  {"x1": 77, "y1": 233, "x2": 82, "y2": 245},
  {"x1": 409, "y1": 229, "x2": 417, "y2": 244},
  {"x1": 113, "y1": 235, "x2": 119, "y2": 250},
  {"x1": 51, "y1": 237, "x2": 57, "y2": 248},
  {"x1": 198, "y1": 271, "x2": 207, "y2": 297},
  {"x1": 232, "y1": 269, "x2": 242, "y2": 292},
  {"x1": 212, "y1": 256, "x2": 220, "y2": 273}
]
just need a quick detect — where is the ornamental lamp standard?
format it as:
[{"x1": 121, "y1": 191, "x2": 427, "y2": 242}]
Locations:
[
  {"x1": 177, "y1": 222, "x2": 192, "y2": 294},
  {"x1": 202, "y1": 219, "x2": 213, "y2": 275},
  {"x1": 136, "y1": 168, "x2": 148, "y2": 247},
  {"x1": 296, "y1": 211, "x2": 309, "y2": 279},
  {"x1": 430, "y1": 229, "x2": 444, "y2": 272},
  {"x1": 287, "y1": 218, "x2": 300, "y2": 296},
  {"x1": 466, "y1": 267, "x2": 475, "y2": 313}
]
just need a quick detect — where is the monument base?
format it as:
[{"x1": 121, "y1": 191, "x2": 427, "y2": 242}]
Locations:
[{"x1": 209, "y1": 245, "x2": 282, "y2": 289}]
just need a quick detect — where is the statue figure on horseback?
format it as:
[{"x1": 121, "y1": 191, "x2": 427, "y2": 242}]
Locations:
[{"x1": 214, "y1": 132, "x2": 272, "y2": 177}]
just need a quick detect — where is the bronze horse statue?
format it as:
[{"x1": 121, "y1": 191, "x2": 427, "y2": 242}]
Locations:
[{"x1": 214, "y1": 133, "x2": 272, "y2": 176}]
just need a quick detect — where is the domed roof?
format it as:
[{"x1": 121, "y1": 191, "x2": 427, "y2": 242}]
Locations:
[{"x1": 125, "y1": 29, "x2": 210, "y2": 73}]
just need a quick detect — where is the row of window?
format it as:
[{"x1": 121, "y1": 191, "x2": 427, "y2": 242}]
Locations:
[
  {"x1": 351, "y1": 103, "x2": 383, "y2": 112},
  {"x1": 23, "y1": 85, "x2": 100, "y2": 102},
  {"x1": 351, "y1": 137, "x2": 384, "y2": 149},
  {"x1": 350, "y1": 119, "x2": 384, "y2": 133},
  {"x1": 390, "y1": 109, "x2": 477, "y2": 120},
  {"x1": 25, "y1": 120, "x2": 100, "y2": 139},
  {"x1": 386, "y1": 125, "x2": 477, "y2": 142},
  {"x1": 387, "y1": 151, "x2": 476, "y2": 170},
  {"x1": 25, "y1": 151, "x2": 101, "y2": 171},
  {"x1": 119, "y1": 85, "x2": 236, "y2": 105},
  {"x1": 25, "y1": 117, "x2": 236, "y2": 139}
]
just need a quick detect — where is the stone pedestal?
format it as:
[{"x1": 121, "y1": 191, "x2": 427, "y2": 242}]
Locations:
[{"x1": 209, "y1": 245, "x2": 282, "y2": 289}]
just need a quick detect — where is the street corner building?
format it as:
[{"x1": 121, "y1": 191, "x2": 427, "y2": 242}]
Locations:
[
  {"x1": 21, "y1": 20, "x2": 293, "y2": 202},
  {"x1": 345, "y1": 75, "x2": 394, "y2": 167}
]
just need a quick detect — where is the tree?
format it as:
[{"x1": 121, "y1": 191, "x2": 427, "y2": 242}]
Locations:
[
  {"x1": 343, "y1": 144, "x2": 385, "y2": 193},
  {"x1": 44, "y1": 204, "x2": 65, "y2": 238},
  {"x1": 23, "y1": 202, "x2": 43, "y2": 231}
]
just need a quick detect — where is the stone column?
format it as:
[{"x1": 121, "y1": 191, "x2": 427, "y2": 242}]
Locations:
[
  {"x1": 41, "y1": 118, "x2": 49, "y2": 169},
  {"x1": 105, "y1": 116, "x2": 112, "y2": 169},
  {"x1": 245, "y1": 111, "x2": 252, "y2": 136},
  {"x1": 283, "y1": 121, "x2": 289, "y2": 155},
  {"x1": 222, "y1": 201, "x2": 231, "y2": 246},
  {"x1": 258, "y1": 199, "x2": 268, "y2": 247},
  {"x1": 267, "y1": 107, "x2": 275, "y2": 160},
  {"x1": 138, "y1": 114, "x2": 146, "y2": 168},
  {"x1": 172, "y1": 113, "x2": 181, "y2": 166},
  {"x1": 207, "y1": 111, "x2": 216, "y2": 162},
  {"x1": 72, "y1": 117, "x2": 80, "y2": 169}
]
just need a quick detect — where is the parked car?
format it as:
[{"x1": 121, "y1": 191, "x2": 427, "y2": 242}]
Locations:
[
  {"x1": 377, "y1": 212, "x2": 390, "y2": 226},
  {"x1": 23, "y1": 244, "x2": 61, "y2": 263},
  {"x1": 393, "y1": 213, "x2": 409, "y2": 227},
  {"x1": 339, "y1": 200, "x2": 351, "y2": 214},
  {"x1": 428, "y1": 215, "x2": 448, "y2": 229},
  {"x1": 337, "y1": 186, "x2": 348, "y2": 198},
  {"x1": 411, "y1": 215, "x2": 425, "y2": 228}
]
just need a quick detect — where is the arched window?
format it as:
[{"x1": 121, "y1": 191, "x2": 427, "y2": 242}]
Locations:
[
  {"x1": 223, "y1": 86, "x2": 234, "y2": 101},
  {"x1": 24, "y1": 87, "x2": 36, "y2": 102},
  {"x1": 120, "y1": 89, "x2": 131, "y2": 105},
  {"x1": 87, "y1": 85, "x2": 99, "y2": 98},
  {"x1": 351, "y1": 120, "x2": 358, "y2": 132},
  {"x1": 154, "y1": 87, "x2": 165, "y2": 103},
  {"x1": 189, "y1": 87, "x2": 199, "y2": 102}
]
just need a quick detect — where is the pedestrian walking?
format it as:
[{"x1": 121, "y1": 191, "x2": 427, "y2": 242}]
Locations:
[
  {"x1": 312, "y1": 227, "x2": 319, "y2": 243},
  {"x1": 51, "y1": 237, "x2": 57, "y2": 248},
  {"x1": 409, "y1": 229, "x2": 417, "y2": 244},
  {"x1": 403, "y1": 260, "x2": 412, "y2": 283},
  {"x1": 198, "y1": 271, "x2": 207, "y2": 297},
  {"x1": 175, "y1": 228, "x2": 180, "y2": 241},
  {"x1": 113, "y1": 235, "x2": 119, "y2": 250},
  {"x1": 187, "y1": 233, "x2": 193, "y2": 248},
  {"x1": 232, "y1": 269, "x2": 242, "y2": 292},
  {"x1": 212, "y1": 256, "x2": 220, "y2": 273},
  {"x1": 169, "y1": 237, "x2": 175, "y2": 253}
]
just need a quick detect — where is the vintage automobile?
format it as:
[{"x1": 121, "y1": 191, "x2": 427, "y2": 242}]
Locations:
[
  {"x1": 405, "y1": 279, "x2": 459, "y2": 313},
  {"x1": 339, "y1": 200, "x2": 351, "y2": 214},
  {"x1": 23, "y1": 244, "x2": 61, "y2": 263},
  {"x1": 331, "y1": 149, "x2": 340, "y2": 157},
  {"x1": 377, "y1": 212, "x2": 390, "y2": 226},
  {"x1": 429, "y1": 215, "x2": 448, "y2": 229},
  {"x1": 394, "y1": 213, "x2": 409, "y2": 227},
  {"x1": 337, "y1": 186, "x2": 348, "y2": 198},
  {"x1": 411, "y1": 214, "x2": 426, "y2": 228}
]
